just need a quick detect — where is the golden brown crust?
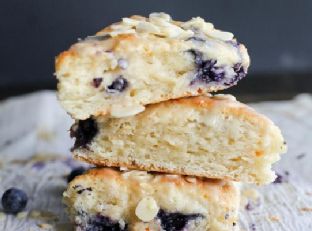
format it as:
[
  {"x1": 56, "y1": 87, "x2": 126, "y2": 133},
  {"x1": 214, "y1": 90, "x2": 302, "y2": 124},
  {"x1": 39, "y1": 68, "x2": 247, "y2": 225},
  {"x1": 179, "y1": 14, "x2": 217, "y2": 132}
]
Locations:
[
  {"x1": 55, "y1": 50, "x2": 76, "y2": 72},
  {"x1": 71, "y1": 167, "x2": 235, "y2": 194},
  {"x1": 145, "y1": 95, "x2": 272, "y2": 129},
  {"x1": 74, "y1": 153, "x2": 237, "y2": 182}
]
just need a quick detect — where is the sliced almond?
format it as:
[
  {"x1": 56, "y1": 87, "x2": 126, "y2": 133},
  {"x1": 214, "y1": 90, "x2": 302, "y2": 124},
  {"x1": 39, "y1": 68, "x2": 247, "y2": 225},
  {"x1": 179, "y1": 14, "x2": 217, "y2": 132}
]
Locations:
[{"x1": 135, "y1": 197, "x2": 159, "y2": 222}]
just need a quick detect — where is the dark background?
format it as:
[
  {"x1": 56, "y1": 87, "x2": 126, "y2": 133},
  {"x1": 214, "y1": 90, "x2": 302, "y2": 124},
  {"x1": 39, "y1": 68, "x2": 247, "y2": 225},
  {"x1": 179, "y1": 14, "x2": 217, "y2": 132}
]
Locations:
[{"x1": 1, "y1": 0, "x2": 312, "y2": 101}]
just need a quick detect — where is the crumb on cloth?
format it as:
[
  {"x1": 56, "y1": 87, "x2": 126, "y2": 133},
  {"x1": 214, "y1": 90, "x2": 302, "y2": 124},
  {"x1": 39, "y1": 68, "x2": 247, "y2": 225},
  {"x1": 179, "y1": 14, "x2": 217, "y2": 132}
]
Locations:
[
  {"x1": 267, "y1": 215, "x2": 280, "y2": 222},
  {"x1": 300, "y1": 207, "x2": 312, "y2": 212}
]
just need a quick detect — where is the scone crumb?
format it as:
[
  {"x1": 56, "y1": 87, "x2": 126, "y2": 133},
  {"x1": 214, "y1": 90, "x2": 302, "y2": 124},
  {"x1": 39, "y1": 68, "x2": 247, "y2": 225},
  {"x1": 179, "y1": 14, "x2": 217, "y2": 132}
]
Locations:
[
  {"x1": 0, "y1": 212, "x2": 6, "y2": 220},
  {"x1": 242, "y1": 188, "x2": 260, "y2": 201},
  {"x1": 122, "y1": 170, "x2": 152, "y2": 181},
  {"x1": 17, "y1": 211, "x2": 28, "y2": 219},
  {"x1": 135, "y1": 196, "x2": 159, "y2": 222},
  {"x1": 29, "y1": 210, "x2": 58, "y2": 221},
  {"x1": 164, "y1": 174, "x2": 179, "y2": 179},
  {"x1": 30, "y1": 210, "x2": 41, "y2": 218},
  {"x1": 120, "y1": 166, "x2": 128, "y2": 171},
  {"x1": 305, "y1": 191, "x2": 312, "y2": 196},
  {"x1": 37, "y1": 129, "x2": 55, "y2": 141},
  {"x1": 37, "y1": 223, "x2": 53, "y2": 230},
  {"x1": 267, "y1": 215, "x2": 280, "y2": 222},
  {"x1": 241, "y1": 187, "x2": 260, "y2": 210},
  {"x1": 299, "y1": 207, "x2": 312, "y2": 212},
  {"x1": 213, "y1": 94, "x2": 236, "y2": 101}
]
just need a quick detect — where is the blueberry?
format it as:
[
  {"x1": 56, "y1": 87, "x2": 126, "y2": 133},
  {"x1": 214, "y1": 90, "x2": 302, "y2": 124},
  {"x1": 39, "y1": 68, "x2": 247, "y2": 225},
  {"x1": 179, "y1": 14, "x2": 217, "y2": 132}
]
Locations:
[
  {"x1": 188, "y1": 49, "x2": 203, "y2": 66},
  {"x1": 188, "y1": 49, "x2": 225, "y2": 85},
  {"x1": 232, "y1": 63, "x2": 246, "y2": 81},
  {"x1": 84, "y1": 214, "x2": 127, "y2": 231},
  {"x1": 67, "y1": 167, "x2": 86, "y2": 182},
  {"x1": 157, "y1": 209, "x2": 203, "y2": 231},
  {"x1": 70, "y1": 118, "x2": 98, "y2": 150},
  {"x1": 106, "y1": 76, "x2": 128, "y2": 93},
  {"x1": 224, "y1": 63, "x2": 246, "y2": 86},
  {"x1": 1, "y1": 188, "x2": 28, "y2": 214},
  {"x1": 92, "y1": 78, "x2": 103, "y2": 88}
]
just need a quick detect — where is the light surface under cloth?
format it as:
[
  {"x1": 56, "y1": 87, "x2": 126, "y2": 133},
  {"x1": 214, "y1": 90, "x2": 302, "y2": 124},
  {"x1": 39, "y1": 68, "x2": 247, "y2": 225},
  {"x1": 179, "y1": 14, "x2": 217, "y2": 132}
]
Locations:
[
  {"x1": 55, "y1": 12, "x2": 250, "y2": 119},
  {"x1": 1, "y1": 92, "x2": 311, "y2": 231}
]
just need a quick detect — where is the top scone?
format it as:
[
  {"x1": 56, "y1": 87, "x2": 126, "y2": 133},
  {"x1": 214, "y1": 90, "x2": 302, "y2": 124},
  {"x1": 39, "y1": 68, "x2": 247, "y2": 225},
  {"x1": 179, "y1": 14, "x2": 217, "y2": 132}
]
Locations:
[{"x1": 56, "y1": 12, "x2": 250, "y2": 119}]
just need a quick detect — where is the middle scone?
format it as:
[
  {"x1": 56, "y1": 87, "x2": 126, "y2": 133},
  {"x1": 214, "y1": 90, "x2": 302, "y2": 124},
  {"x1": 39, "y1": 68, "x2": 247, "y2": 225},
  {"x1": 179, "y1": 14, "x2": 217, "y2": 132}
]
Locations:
[{"x1": 70, "y1": 95, "x2": 287, "y2": 185}]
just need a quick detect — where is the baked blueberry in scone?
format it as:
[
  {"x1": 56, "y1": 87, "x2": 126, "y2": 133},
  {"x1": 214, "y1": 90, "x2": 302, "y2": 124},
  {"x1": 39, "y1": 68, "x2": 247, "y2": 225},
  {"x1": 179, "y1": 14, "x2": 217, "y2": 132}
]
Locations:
[
  {"x1": 70, "y1": 95, "x2": 287, "y2": 185},
  {"x1": 55, "y1": 12, "x2": 250, "y2": 119},
  {"x1": 63, "y1": 168, "x2": 241, "y2": 231}
]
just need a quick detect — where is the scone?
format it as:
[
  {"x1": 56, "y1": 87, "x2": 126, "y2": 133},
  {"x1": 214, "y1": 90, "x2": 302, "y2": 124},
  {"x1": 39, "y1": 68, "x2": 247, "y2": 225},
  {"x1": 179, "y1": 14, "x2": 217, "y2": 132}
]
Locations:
[
  {"x1": 56, "y1": 12, "x2": 250, "y2": 119},
  {"x1": 70, "y1": 95, "x2": 287, "y2": 185},
  {"x1": 63, "y1": 168, "x2": 240, "y2": 231}
]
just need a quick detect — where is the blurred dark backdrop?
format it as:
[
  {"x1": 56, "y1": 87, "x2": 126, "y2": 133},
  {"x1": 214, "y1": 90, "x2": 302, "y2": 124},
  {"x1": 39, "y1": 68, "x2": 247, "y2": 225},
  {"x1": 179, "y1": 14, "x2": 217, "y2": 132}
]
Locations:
[{"x1": 0, "y1": 0, "x2": 312, "y2": 100}]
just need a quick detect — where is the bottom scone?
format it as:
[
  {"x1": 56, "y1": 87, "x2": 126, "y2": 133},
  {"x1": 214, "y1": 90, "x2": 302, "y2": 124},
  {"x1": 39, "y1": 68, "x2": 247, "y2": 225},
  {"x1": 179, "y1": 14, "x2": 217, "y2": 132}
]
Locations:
[{"x1": 63, "y1": 168, "x2": 240, "y2": 231}]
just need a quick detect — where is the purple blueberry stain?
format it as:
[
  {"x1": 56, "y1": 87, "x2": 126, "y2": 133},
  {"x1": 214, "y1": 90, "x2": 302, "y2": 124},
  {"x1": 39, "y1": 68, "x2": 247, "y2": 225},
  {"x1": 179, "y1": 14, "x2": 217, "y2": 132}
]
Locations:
[
  {"x1": 245, "y1": 198, "x2": 261, "y2": 212},
  {"x1": 233, "y1": 63, "x2": 246, "y2": 81},
  {"x1": 70, "y1": 118, "x2": 98, "y2": 150},
  {"x1": 250, "y1": 223, "x2": 256, "y2": 231},
  {"x1": 83, "y1": 214, "x2": 127, "y2": 231},
  {"x1": 245, "y1": 202, "x2": 253, "y2": 211},
  {"x1": 224, "y1": 63, "x2": 247, "y2": 86},
  {"x1": 188, "y1": 49, "x2": 225, "y2": 85},
  {"x1": 226, "y1": 40, "x2": 240, "y2": 48},
  {"x1": 187, "y1": 49, "x2": 247, "y2": 86},
  {"x1": 77, "y1": 187, "x2": 92, "y2": 195},
  {"x1": 157, "y1": 209, "x2": 204, "y2": 231},
  {"x1": 273, "y1": 171, "x2": 289, "y2": 184},
  {"x1": 92, "y1": 78, "x2": 103, "y2": 88},
  {"x1": 296, "y1": 153, "x2": 306, "y2": 160},
  {"x1": 106, "y1": 76, "x2": 128, "y2": 93},
  {"x1": 273, "y1": 174, "x2": 284, "y2": 184},
  {"x1": 186, "y1": 36, "x2": 206, "y2": 43},
  {"x1": 32, "y1": 161, "x2": 45, "y2": 170}
]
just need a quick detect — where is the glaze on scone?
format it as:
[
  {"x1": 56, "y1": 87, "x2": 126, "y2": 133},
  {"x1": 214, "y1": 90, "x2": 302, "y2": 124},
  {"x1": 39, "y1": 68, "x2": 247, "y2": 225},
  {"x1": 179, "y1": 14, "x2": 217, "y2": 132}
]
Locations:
[
  {"x1": 70, "y1": 95, "x2": 287, "y2": 185},
  {"x1": 63, "y1": 168, "x2": 240, "y2": 231},
  {"x1": 56, "y1": 12, "x2": 250, "y2": 119}
]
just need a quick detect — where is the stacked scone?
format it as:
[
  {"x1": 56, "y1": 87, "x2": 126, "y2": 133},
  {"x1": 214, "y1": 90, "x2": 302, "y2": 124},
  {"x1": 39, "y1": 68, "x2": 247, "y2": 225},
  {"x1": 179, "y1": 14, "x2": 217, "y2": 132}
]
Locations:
[{"x1": 56, "y1": 13, "x2": 287, "y2": 231}]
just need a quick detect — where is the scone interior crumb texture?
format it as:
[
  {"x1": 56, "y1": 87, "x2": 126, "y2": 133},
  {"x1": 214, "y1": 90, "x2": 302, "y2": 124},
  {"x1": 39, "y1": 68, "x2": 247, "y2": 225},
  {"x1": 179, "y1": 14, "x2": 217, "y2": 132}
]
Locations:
[
  {"x1": 72, "y1": 95, "x2": 287, "y2": 185},
  {"x1": 63, "y1": 168, "x2": 240, "y2": 231},
  {"x1": 56, "y1": 12, "x2": 250, "y2": 119}
]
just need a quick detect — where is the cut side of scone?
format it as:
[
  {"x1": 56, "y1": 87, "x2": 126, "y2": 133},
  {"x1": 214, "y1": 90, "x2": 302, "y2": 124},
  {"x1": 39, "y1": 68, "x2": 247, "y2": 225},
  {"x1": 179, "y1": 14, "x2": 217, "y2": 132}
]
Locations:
[
  {"x1": 56, "y1": 12, "x2": 250, "y2": 119},
  {"x1": 70, "y1": 95, "x2": 287, "y2": 185},
  {"x1": 63, "y1": 168, "x2": 240, "y2": 231}
]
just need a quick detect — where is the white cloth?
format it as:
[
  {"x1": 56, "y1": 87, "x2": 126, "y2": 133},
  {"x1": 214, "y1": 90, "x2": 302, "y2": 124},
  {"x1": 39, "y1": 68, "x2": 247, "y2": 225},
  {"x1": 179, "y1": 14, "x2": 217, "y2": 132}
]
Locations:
[{"x1": 0, "y1": 91, "x2": 311, "y2": 230}]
